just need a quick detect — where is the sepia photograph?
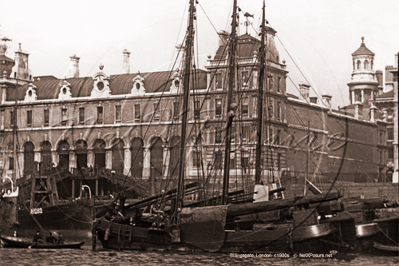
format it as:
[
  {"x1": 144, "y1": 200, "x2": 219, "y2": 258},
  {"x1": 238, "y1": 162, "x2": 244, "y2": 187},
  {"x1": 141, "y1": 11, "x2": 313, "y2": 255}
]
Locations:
[{"x1": 1, "y1": 0, "x2": 398, "y2": 265}]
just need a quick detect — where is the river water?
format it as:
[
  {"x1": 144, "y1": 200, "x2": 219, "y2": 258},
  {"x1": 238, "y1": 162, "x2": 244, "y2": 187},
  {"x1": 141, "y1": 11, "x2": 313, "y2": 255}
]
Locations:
[{"x1": 1, "y1": 246, "x2": 398, "y2": 266}]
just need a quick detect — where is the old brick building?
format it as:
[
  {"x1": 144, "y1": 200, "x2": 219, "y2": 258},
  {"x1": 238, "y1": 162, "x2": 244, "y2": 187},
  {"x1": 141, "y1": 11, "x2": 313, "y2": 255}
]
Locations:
[{"x1": 0, "y1": 28, "x2": 392, "y2": 200}]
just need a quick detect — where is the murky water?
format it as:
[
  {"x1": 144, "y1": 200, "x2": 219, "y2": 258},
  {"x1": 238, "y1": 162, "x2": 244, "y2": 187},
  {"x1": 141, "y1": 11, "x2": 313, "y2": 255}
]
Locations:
[{"x1": 1, "y1": 246, "x2": 398, "y2": 266}]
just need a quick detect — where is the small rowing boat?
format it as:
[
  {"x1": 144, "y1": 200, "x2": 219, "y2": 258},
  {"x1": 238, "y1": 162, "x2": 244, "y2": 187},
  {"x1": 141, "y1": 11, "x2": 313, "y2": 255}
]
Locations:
[
  {"x1": 1, "y1": 235, "x2": 85, "y2": 249},
  {"x1": 373, "y1": 242, "x2": 399, "y2": 252}
]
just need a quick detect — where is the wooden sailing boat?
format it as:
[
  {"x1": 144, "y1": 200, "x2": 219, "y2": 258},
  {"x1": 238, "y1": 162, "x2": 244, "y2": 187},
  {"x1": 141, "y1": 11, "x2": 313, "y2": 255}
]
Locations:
[
  {"x1": 93, "y1": 0, "x2": 359, "y2": 253},
  {"x1": 0, "y1": 75, "x2": 102, "y2": 243}
]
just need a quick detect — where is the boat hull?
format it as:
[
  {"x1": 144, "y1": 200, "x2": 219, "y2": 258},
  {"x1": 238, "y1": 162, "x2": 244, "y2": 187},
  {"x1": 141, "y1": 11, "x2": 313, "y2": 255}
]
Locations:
[
  {"x1": 94, "y1": 217, "x2": 350, "y2": 253},
  {"x1": 1, "y1": 235, "x2": 84, "y2": 249},
  {"x1": 2, "y1": 199, "x2": 96, "y2": 242},
  {"x1": 355, "y1": 216, "x2": 399, "y2": 254}
]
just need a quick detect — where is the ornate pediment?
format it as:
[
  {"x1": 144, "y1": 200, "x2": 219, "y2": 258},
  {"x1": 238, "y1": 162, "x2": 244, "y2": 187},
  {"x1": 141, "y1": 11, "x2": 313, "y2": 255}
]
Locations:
[
  {"x1": 170, "y1": 70, "x2": 182, "y2": 94},
  {"x1": 58, "y1": 79, "x2": 72, "y2": 100},
  {"x1": 91, "y1": 64, "x2": 111, "y2": 98},
  {"x1": 131, "y1": 74, "x2": 145, "y2": 96},
  {"x1": 24, "y1": 82, "x2": 37, "y2": 102}
]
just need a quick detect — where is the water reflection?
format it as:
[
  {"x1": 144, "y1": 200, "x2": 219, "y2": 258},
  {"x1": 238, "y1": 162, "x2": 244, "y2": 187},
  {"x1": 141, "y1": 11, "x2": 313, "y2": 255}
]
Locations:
[{"x1": 1, "y1": 246, "x2": 398, "y2": 266}]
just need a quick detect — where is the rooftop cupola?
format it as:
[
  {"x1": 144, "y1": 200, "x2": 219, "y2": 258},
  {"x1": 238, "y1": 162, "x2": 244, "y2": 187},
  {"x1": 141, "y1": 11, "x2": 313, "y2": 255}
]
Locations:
[
  {"x1": 347, "y1": 37, "x2": 378, "y2": 105},
  {"x1": 0, "y1": 37, "x2": 15, "y2": 78},
  {"x1": 351, "y1": 37, "x2": 375, "y2": 73}
]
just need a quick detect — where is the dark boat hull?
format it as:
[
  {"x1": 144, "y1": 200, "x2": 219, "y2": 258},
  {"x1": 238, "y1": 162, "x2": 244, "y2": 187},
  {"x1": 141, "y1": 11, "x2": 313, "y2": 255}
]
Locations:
[
  {"x1": 355, "y1": 216, "x2": 399, "y2": 254},
  {"x1": 12, "y1": 199, "x2": 95, "y2": 242},
  {"x1": 94, "y1": 217, "x2": 351, "y2": 253},
  {"x1": 1, "y1": 235, "x2": 84, "y2": 249}
]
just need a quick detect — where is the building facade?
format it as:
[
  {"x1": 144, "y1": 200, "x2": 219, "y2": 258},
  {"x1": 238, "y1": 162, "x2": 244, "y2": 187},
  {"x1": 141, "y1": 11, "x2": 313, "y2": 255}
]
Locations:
[
  {"x1": 0, "y1": 29, "x2": 392, "y2": 199},
  {"x1": 374, "y1": 53, "x2": 398, "y2": 183}
]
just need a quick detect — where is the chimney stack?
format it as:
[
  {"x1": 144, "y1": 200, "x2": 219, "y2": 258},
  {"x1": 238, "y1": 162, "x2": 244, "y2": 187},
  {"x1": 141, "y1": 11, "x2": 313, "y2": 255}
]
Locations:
[
  {"x1": 299, "y1": 82, "x2": 310, "y2": 102},
  {"x1": 12, "y1": 43, "x2": 30, "y2": 80},
  {"x1": 322, "y1": 92, "x2": 332, "y2": 112},
  {"x1": 354, "y1": 101, "x2": 363, "y2": 120},
  {"x1": 122, "y1": 49, "x2": 131, "y2": 74},
  {"x1": 370, "y1": 103, "x2": 377, "y2": 122},
  {"x1": 217, "y1": 31, "x2": 229, "y2": 46},
  {"x1": 309, "y1": 97, "x2": 318, "y2": 104},
  {"x1": 68, "y1": 54, "x2": 80, "y2": 78}
]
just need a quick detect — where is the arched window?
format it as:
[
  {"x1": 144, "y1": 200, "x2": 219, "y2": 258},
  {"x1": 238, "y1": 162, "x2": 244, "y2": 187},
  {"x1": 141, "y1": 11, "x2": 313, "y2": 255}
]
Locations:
[
  {"x1": 57, "y1": 140, "x2": 70, "y2": 171},
  {"x1": 364, "y1": 60, "x2": 369, "y2": 70},
  {"x1": 75, "y1": 140, "x2": 88, "y2": 168},
  {"x1": 150, "y1": 137, "x2": 163, "y2": 184},
  {"x1": 131, "y1": 138, "x2": 144, "y2": 178},
  {"x1": 93, "y1": 139, "x2": 106, "y2": 169},
  {"x1": 41, "y1": 141, "x2": 52, "y2": 172},
  {"x1": 169, "y1": 136, "x2": 181, "y2": 178},
  {"x1": 112, "y1": 139, "x2": 124, "y2": 175},
  {"x1": 24, "y1": 142, "x2": 35, "y2": 178},
  {"x1": 356, "y1": 60, "x2": 361, "y2": 70},
  {"x1": 371, "y1": 60, "x2": 373, "y2": 70}
]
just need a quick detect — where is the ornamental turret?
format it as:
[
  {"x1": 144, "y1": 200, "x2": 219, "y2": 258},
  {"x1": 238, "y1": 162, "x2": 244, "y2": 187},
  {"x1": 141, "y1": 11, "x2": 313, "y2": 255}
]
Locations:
[{"x1": 347, "y1": 37, "x2": 379, "y2": 104}]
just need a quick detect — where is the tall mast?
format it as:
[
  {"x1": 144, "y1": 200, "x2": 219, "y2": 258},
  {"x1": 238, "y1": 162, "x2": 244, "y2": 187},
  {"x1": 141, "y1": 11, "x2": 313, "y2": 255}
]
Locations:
[
  {"x1": 12, "y1": 76, "x2": 18, "y2": 184},
  {"x1": 255, "y1": 1, "x2": 266, "y2": 185},
  {"x1": 175, "y1": 0, "x2": 195, "y2": 215},
  {"x1": 222, "y1": 0, "x2": 238, "y2": 205}
]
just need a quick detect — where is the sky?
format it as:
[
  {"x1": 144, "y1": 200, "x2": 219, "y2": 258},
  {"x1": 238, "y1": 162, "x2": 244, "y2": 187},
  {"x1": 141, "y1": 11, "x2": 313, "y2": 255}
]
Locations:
[{"x1": 1, "y1": 0, "x2": 398, "y2": 108}]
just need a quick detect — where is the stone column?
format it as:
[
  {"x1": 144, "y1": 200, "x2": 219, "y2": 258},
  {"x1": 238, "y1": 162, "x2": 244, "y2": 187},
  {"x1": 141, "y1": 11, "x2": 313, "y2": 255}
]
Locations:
[
  {"x1": 143, "y1": 147, "x2": 151, "y2": 179},
  {"x1": 361, "y1": 89, "x2": 364, "y2": 103},
  {"x1": 1, "y1": 84, "x2": 7, "y2": 104},
  {"x1": 17, "y1": 152, "x2": 23, "y2": 179},
  {"x1": 87, "y1": 149, "x2": 94, "y2": 167},
  {"x1": 34, "y1": 151, "x2": 41, "y2": 164},
  {"x1": 370, "y1": 104, "x2": 377, "y2": 122},
  {"x1": 163, "y1": 147, "x2": 170, "y2": 178},
  {"x1": 351, "y1": 90, "x2": 355, "y2": 104},
  {"x1": 124, "y1": 147, "x2": 131, "y2": 176},
  {"x1": 69, "y1": 151, "x2": 76, "y2": 173},
  {"x1": 105, "y1": 150, "x2": 112, "y2": 170},
  {"x1": 51, "y1": 150, "x2": 58, "y2": 165}
]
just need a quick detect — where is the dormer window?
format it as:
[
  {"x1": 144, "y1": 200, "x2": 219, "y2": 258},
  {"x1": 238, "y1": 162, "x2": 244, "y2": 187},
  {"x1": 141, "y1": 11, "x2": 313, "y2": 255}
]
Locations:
[
  {"x1": 170, "y1": 71, "x2": 181, "y2": 94},
  {"x1": 91, "y1": 65, "x2": 111, "y2": 98},
  {"x1": 97, "y1": 81, "x2": 104, "y2": 91},
  {"x1": 131, "y1": 75, "x2": 145, "y2": 96},
  {"x1": 59, "y1": 79, "x2": 72, "y2": 100},
  {"x1": 24, "y1": 83, "x2": 38, "y2": 102}
]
